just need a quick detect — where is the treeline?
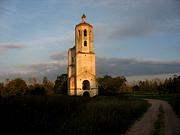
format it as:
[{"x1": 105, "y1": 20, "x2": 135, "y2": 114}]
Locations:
[
  {"x1": 133, "y1": 75, "x2": 180, "y2": 94},
  {"x1": 0, "y1": 74, "x2": 67, "y2": 97},
  {"x1": 0, "y1": 74, "x2": 129, "y2": 97},
  {"x1": 0, "y1": 74, "x2": 180, "y2": 97},
  {"x1": 98, "y1": 75, "x2": 180, "y2": 95}
]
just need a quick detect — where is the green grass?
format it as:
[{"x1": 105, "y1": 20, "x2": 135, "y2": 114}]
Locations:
[
  {"x1": 0, "y1": 95, "x2": 150, "y2": 135},
  {"x1": 127, "y1": 92, "x2": 172, "y2": 101}
]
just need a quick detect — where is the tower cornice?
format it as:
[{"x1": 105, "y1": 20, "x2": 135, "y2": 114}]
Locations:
[{"x1": 75, "y1": 22, "x2": 93, "y2": 28}]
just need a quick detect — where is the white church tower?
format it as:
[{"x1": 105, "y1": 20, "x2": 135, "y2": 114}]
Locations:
[{"x1": 68, "y1": 14, "x2": 98, "y2": 97}]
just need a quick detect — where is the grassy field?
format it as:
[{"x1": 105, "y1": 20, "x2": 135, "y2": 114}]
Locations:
[
  {"x1": 0, "y1": 95, "x2": 149, "y2": 135},
  {"x1": 130, "y1": 93, "x2": 172, "y2": 101}
]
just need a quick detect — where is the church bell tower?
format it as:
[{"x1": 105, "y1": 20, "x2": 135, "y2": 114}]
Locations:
[{"x1": 68, "y1": 14, "x2": 98, "y2": 97}]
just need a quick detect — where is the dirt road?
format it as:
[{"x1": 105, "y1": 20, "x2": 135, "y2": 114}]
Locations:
[{"x1": 125, "y1": 99, "x2": 180, "y2": 135}]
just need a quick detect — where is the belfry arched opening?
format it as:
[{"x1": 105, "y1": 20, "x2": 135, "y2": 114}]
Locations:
[{"x1": 82, "y1": 80, "x2": 90, "y2": 90}]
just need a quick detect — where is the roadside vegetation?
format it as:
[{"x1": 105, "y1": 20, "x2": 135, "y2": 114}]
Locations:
[
  {"x1": 0, "y1": 95, "x2": 149, "y2": 135},
  {"x1": 57, "y1": 96, "x2": 149, "y2": 135},
  {"x1": 169, "y1": 94, "x2": 180, "y2": 117}
]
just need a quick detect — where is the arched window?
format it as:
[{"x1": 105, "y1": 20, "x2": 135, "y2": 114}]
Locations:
[
  {"x1": 84, "y1": 41, "x2": 87, "y2": 46},
  {"x1": 84, "y1": 29, "x2": 87, "y2": 37},
  {"x1": 78, "y1": 30, "x2": 80, "y2": 36},
  {"x1": 82, "y1": 80, "x2": 90, "y2": 90}
]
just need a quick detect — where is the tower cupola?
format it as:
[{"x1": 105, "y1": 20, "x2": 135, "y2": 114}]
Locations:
[{"x1": 82, "y1": 14, "x2": 86, "y2": 23}]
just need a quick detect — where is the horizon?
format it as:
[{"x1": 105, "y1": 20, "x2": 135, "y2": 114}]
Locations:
[
  {"x1": 1, "y1": 72, "x2": 180, "y2": 85},
  {"x1": 0, "y1": 0, "x2": 180, "y2": 81}
]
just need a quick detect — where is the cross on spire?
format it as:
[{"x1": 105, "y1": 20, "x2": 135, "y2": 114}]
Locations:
[{"x1": 82, "y1": 14, "x2": 86, "y2": 23}]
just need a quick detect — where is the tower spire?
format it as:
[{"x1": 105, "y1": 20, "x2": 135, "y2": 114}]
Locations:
[{"x1": 81, "y1": 14, "x2": 86, "y2": 23}]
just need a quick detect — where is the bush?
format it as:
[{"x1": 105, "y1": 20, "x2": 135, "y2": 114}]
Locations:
[
  {"x1": 30, "y1": 85, "x2": 46, "y2": 95},
  {"x1": 169, "y1": 94, "x2": 180, "y2": 117}
]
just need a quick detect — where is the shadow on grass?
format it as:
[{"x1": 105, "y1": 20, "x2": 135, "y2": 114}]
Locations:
[{"x1": 0, "y1": 95, "x2": 150, "y2": 135}]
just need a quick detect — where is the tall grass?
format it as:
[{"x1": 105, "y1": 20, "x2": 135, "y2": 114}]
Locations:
[
  {"x1": 57, "y1": 96, "x2": 150, "y2": 135},
  {"x1": 0, "y1": 95, "x2": 149, "y2": 135},
  {"x1": 169, "y1": 94, "x2": 180, "y2": 117},
  {"x1": 0, "y1": 95, "x2": 89, "y2": 134}
]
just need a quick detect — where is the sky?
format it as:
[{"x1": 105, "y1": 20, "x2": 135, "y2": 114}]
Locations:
[{"x1": 0, "y1": 0, "x2": 180, "y2": 82}]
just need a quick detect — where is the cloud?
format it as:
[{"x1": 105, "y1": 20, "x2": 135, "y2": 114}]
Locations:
[
  {"x1": 98, "y1": 19, "x2": 180, "y2": 41},
  {"x1": 0, "y1": 56, "x2": 180, "y2": 81},
  {"x1": 94, "y1": 0, "x2": 180, "y2": 40},
  {"x1": 0, "y1": 0, "x2": 10, "y2": 17},
  {"x1": 50, "y1": 51, "x2": 67, "y2": 61},
  {"x1": 0, "y1": 61, "x2": 67, "y2": 81},
  {"x1": 0, "y1": 43, "x2": 24, "y2": 50},
  {"x1": 108, "y1": 23, "x2": 154, "y2": 40},
  {"x1": 127, "y1": 73, "x2": 180, "y2": 83},
  {"x1": 96, "y1": 57, "x2": 180, "y2": 77},
  {"x1": 0, "y1": 51, "x2": 68, "y2": 81},
  {"x1": 0, "y1": 43, "x2": 25, "y2": 56}
]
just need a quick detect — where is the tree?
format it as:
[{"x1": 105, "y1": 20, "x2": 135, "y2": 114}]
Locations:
[
  {"x1": 54, "y1": 74, "x2": 67, "y2": 94},
  {"x1": 43, "y1": 76, "x2": 48, "y2": 84},
  {"x1": 133, "y1": 75, "x2": 180, "y2": 94},
  {"x1": 30, "y1": 84, "x2": 46, "y2": 95},
  {"x1": 0, "y1": 82, "x2": 4, "y2": 97},
  {"x1": 5, "y1": 78, "x2": 28, "y2": 96},
  {"x1": 42, "y1": 76, "x2": 54, "y2": 95},
  {"x1": 32, "y1": 77, "x2": 37, "y2": 85},
  {"x1": 112, "y1": 76, "x2": 127, "y2": 93},
  {"x1": 98, "y1": 75, "x2": 112, "y2": 95},
  {"x1": 132, "y1": 85, "x2": 139, "y2": 92},
  {"x1": 137, "y1": 80, "x2": 159, "y2": 92},
  {"x1": 173, "y1": 76, "x2": 180, "y2": 93},
  {"x1": 98, "y1": 75, "x2": 127, "y2": 95}
]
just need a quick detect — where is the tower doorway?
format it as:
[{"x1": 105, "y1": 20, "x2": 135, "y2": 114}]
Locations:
[
  {"x1": 82, "y1": 80, "x2": 90, "y2": 90},
  {"x1": 83, "y1": 91, "x2": 90, "y2": 97}
]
